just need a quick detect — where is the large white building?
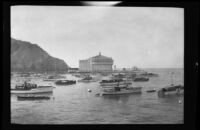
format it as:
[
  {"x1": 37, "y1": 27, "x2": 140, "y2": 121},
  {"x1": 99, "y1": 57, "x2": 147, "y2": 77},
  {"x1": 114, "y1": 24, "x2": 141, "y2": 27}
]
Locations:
[{"x1": 79, "y1": 52, "x2": 113, "y2": 72}]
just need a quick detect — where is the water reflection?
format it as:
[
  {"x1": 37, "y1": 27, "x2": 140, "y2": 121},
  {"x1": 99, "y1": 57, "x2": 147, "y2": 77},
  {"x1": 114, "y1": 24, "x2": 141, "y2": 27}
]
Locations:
[
  {"x1": 157, "y1": 92, "x2": 184, "y2": 98},
  {"x1": 101, "y1": 92, "x2": 142, "y2": 103},
  {"x1": 157, "y1": 93, "x2": 184, "y2": 104}
]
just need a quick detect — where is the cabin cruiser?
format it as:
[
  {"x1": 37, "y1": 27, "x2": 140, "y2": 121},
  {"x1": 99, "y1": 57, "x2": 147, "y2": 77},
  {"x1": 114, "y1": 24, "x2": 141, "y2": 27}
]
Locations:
[
  {"x1": 157, "y1": 84, "x2": 184, "y2": 96},
  {"x1": 99, "y1": 78, "x2": 142, "y2": 95},
  {"x1": 11, "y1": 81, "x2": 54, "y2": 94},
  {"x1": 158, "y1": 72, "x2": 184, "y2": 96},
  {"x1": 100, "y1": 84, "x2": 142, "y2": 95}
]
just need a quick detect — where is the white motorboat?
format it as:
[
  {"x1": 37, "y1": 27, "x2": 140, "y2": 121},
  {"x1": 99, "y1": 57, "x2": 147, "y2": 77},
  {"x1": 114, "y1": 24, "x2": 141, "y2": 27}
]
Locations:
[{"x1": 11, "y1": 82, "x2": 54, "y2": 94}]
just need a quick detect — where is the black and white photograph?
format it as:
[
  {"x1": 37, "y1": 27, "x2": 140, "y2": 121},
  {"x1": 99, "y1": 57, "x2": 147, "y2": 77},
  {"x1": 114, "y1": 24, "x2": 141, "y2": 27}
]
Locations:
[{"x1": 9, "y1": 2, "x2": 185, "y2": 124}]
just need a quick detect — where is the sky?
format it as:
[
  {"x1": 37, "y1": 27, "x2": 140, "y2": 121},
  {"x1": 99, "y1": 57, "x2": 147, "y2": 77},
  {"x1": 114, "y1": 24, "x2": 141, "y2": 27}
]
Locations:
[{"x1": 11, "y1": 6, "x2": 184, "y2": 68}]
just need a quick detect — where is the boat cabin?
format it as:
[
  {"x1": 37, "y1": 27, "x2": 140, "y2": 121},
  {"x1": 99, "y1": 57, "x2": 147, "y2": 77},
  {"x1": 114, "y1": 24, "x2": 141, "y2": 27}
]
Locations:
[
  {"x1": 161, "y1": 84, "x2": 183, "y2": 92},
  {"x1": 15, "y1": 82, "x2": 37, "y2": 90}
]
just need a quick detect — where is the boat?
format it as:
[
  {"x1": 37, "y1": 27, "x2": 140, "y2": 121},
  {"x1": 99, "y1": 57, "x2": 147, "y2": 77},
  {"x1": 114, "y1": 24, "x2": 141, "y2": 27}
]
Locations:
[
  {"x1": 11, "y1": 82, "x2": 54, "y2": 94},
  {"x1": 133, "y1": 77, "x2": 149, "y2": 82},
  {"x1": 100, "y1": 77, "x2": 142, "y2": 95},
  {"x1": 100, "y1": 78, "x2": 131, "y2": 86},
  {"x1": 55, "y1": 80, "x2": 76, "y2": 85},
  {"x1": 78, "y1": 75, "x2": 98, "y2": 83},
  {"x1": 17, "y1": 95, "x2": 51, "y2": 100},
  {"x1": 140, "y1": 72, "x2": 159, "y2": 77},
  {"x1": 112, "y1": 73, "x2": 126, "y2": 78},
  {"x1": 146, "y1": 88, "x2": 156, "y2": 93},
  {"x1": 158, "y1": 84, "x2": 184, "y2": 96},
  {"x1": 158, "y1": 72, "x2": 184, "y2": 96},
  {"x1": 100, "y1": 85, "x2": 142, "y2": 95}
]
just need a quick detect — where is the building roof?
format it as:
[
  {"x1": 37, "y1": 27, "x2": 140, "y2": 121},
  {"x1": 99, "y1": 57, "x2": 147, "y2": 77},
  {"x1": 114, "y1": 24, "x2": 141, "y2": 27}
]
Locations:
[
  {"x1": 79, "y1": 52, "x2": 113, "y2": 62},
  {"x1": 90, "y1": 52, "x2": 113, "y2": 60}
]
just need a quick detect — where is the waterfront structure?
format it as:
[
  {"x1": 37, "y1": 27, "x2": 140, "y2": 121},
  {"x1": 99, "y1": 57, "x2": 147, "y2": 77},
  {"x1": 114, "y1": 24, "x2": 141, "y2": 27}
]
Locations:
[
  {"x1": 68, "y1": 68, "x2": 79, "y2": 73},
  {"x1": 79, "y1": 52, "x2": 113, "y2": 72}
]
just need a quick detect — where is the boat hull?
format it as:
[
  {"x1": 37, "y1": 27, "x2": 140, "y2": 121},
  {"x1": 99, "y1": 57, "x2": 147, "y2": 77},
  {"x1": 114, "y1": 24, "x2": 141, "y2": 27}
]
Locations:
[
  {"x1": 133, "y1": 79, "x2": 149, "y2": 82},
  {"x1": 101, "y1": 87, "x2": 142, "y2": 95},
  {"x1": 78, "y1": 80, "x2": 97, "y2": 83},
  {"x1": 11, "y1": 87, "x2": 54, "y2": 94},
  {"x1": 100, "y1": 82, "x2": 132, "y2": 86},
  {"x1": 17, "y1": 96, "x2": 50, "y2": 100}
]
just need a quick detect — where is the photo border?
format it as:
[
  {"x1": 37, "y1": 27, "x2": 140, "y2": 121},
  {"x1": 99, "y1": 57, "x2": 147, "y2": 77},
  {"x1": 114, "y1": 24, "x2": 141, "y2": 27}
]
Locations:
[{"x1": 2, "y1": 1, "x2": 199, "y2": 130}]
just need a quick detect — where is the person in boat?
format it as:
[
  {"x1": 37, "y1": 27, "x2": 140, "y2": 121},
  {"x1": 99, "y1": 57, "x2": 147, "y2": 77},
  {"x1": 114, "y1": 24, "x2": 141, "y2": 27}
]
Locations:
[
  {"x1": 23, "y1": 81, "x2": 31, "y2": 90},
  {"x1": 23, "y1": 82, "x2": 27, "y2": 90}
]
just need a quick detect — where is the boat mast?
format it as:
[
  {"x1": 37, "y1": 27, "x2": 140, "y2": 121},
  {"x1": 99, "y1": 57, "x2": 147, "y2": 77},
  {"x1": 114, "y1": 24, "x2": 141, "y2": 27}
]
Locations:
[{"x1": 171, "y1": 72, "x2": 174, "y2": 85}]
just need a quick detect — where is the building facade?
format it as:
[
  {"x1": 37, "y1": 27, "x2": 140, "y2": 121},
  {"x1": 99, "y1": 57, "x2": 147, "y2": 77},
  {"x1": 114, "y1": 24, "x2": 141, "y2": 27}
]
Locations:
[{"x1": 79, "y1": 53, "x2": 113, "y2": 72}]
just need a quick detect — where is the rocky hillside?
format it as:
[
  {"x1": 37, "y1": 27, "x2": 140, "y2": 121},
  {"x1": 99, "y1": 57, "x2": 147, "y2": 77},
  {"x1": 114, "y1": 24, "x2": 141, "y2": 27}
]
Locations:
[{"x1": 11, "y1": 38, "x2": 69, "y2": 72}]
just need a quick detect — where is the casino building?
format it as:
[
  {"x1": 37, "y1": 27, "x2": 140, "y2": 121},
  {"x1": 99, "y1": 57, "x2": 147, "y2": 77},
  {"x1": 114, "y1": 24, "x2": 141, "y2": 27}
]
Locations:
[{"x1": 79, "y1": 52, "x2": 113, "y2": 72}]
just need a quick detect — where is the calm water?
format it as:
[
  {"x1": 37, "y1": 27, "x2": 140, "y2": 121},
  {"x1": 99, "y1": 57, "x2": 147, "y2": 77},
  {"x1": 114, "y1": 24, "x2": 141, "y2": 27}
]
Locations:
[{"x1": 11, "y1": 68, "x2": 184, "y2": 124}]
